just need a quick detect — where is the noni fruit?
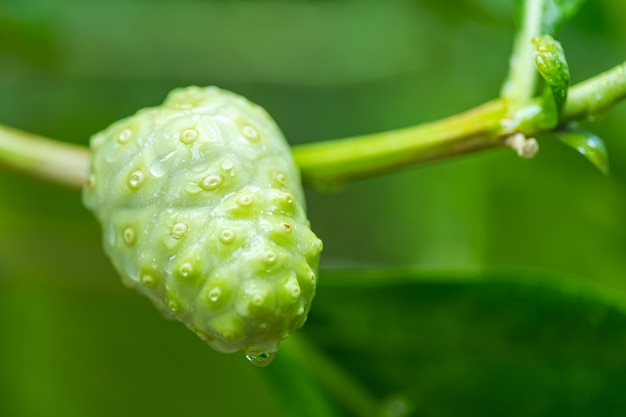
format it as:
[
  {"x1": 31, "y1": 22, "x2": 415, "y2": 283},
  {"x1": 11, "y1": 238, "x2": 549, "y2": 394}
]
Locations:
[{"x1": 83, "y1": 86, "x2": 322, "y2": 366}]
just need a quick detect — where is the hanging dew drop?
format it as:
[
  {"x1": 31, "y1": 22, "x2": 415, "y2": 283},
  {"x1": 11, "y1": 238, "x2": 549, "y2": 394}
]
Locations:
[{"x1": 245, "y1": 351, "x2": 276, "y2": 367}]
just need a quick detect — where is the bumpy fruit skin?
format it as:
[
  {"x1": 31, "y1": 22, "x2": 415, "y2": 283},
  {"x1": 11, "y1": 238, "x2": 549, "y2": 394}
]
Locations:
[{"x1": 83, "y1": 86, "x2": 322, "y2": 360}]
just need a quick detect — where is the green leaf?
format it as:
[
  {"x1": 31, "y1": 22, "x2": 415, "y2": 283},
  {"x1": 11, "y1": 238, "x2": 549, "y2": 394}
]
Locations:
[
  {"x1": 265, "y1": 336, "x2": 371, "y2": 417},
  {"x1": 554, "y1": 123, "x2": 610, "y2": 175},
  {"x1": 0, "y1": 280, "x2": 286, "y2": 417},
  {"x1": 504, "y1": 0, "x2": 583, "y2": 102},
  {"x1": 293, "y1": 267, "x2": 626, "y2": 417},
  {"x1": 533, "y1": 35, "x2": 570, "y2": 122}
]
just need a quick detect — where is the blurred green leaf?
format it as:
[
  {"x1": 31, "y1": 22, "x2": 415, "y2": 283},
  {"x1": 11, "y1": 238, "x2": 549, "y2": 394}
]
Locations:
[
  {"x1": 14, "y1": 2, "x2": 441, "y2": 87},
  {"x1": 0, "y1": 10, "x2": 57, "y2": 67},
  {"x1": 532, "y1": 35, "x2": 570, "y2": 123},
  {"x1": 0, "y1": 280, "x2": 286, "y2": 417},
  {"x1": 295, "y1": 267, "x2": 626, "y2": 417},
  {"x1": 265, "y1": 336, "x2": 365, "y2": 417},
  {"x1": 554, "y1": 123, "x2": 609, "y2": 175}
]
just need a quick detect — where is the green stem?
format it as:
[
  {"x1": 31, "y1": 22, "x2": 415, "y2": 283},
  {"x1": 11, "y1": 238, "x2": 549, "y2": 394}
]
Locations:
[
  {"x1": 562, "y1": 62, "x2": 626, "y2": 122},
  {"x1": 293, "y1": 99, "x2": 508, "y2": 190},
  {"x1": 500, "y1": 0, "x2": 545, "y2": 102},
  {"x1": 293, "y1": 61, "x2": 626, "y2": 189},
  {"x1": 1, "y1": 63, "x2": 625, "y2": 191},
  {"x1": 0, "y1": 125, "x2": 90, "y2": 189}
]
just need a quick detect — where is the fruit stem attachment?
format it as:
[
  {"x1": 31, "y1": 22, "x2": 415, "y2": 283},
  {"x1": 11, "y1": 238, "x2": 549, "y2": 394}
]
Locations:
[{"x1": 0, "y1": 124, "x2": 90, "y2": 188}]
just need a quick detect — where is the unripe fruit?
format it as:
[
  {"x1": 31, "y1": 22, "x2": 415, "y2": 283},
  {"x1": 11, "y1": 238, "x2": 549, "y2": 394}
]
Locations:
[{"x1": 83, "y1": 86, "x2": 322, "y2": 366}]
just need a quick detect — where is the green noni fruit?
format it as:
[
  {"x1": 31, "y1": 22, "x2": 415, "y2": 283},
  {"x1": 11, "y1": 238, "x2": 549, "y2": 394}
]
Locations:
[{"x1": 83, "y1": 86, "x2": 322, "y2": 366}]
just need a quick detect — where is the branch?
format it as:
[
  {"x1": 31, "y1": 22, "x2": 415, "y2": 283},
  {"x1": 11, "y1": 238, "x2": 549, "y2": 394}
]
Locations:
[
  {"x1": 0, "y1": 125, "x2": 90, "y2": 189},
  {"x1": 294, "y1": 61, "x2": 626, "y2": 190},
  {"x1": 500, "y1": 0, "x2": 545, "y2": 102},
  {"x1": 1, "y1": 62, "x2": 625, "y2": 191}
]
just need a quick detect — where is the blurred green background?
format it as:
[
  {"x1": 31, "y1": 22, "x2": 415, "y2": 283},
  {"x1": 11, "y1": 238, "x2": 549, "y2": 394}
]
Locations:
[{"x1": 2, "y1": 1, "x2": 626, "y2": 416}]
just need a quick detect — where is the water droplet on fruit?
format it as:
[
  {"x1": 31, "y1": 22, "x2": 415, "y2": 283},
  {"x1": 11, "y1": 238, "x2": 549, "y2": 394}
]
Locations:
[
  {"x1": 128, "y1": 170, "x2": 144, "y2": 190},
  {"x1": 221, "y1": 159, "x2": 234, "y2": 171},
  {"x1": 245, "y1": 351, "x2": 276, "y2": 367}
]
